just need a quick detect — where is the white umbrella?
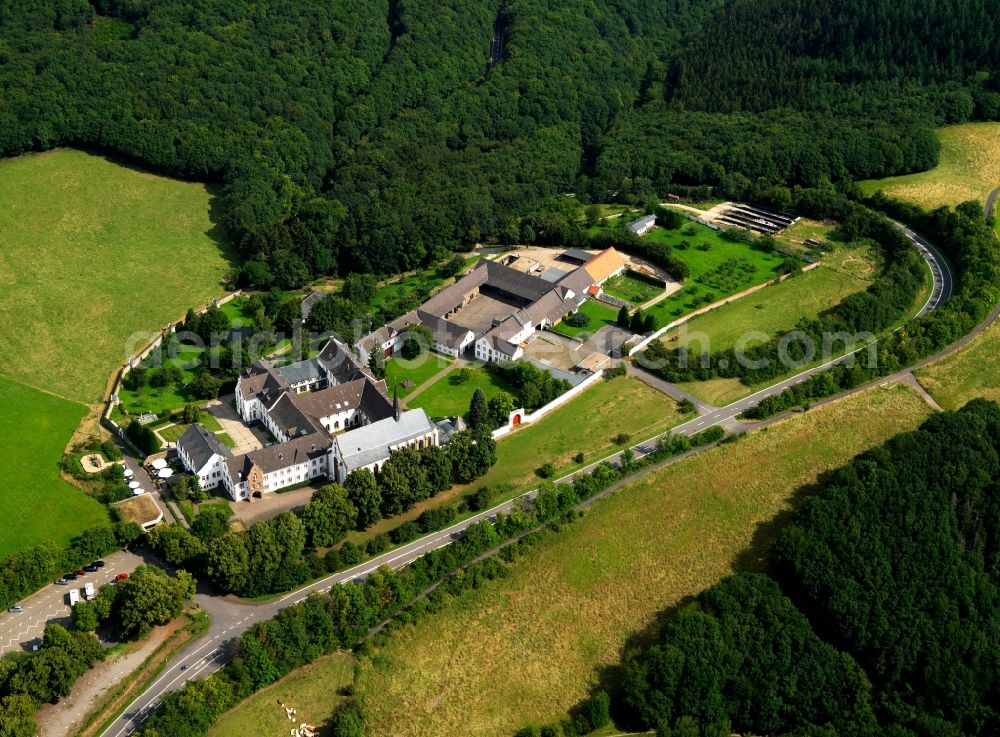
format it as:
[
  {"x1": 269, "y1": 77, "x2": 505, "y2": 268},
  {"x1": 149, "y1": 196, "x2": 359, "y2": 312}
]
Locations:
[
  {"x1": 123, "y1": 468, "x2": 134, "y2": 478},
  {"x1": 128, "y1": 481, "x2": 141, "y2": 489},
  {"x1": 151, "y1": 459, "x2": 168, "y2": 470},
  {"x1": 132, "y1": 489, "x2": 145, "y2": 496},
  {"x1": 157, "y1": 468, "x2": 173, "y2": 479}
]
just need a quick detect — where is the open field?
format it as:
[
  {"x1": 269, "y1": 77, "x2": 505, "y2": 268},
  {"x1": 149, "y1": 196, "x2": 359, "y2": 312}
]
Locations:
[
  {"x1": 660, "y1": 264, "x2": 871, "y2": 353},
  {"x1": 0, "y1": 148, "x2": 233, "y2": 404},
  {"x1": 208, "y1": 653, "x2": 353, "y2": 737},
  {"x1": 355, "y1": 383, "x2": 932, "y2": 737},
  {"x1": 385, "y1": 353, "x2": 454, "y2": 398},
  {"x1": 859, "y1": 123, "x2": 1000, "y2": 209},
  {"x1": 551, "y1": 299, "x2": 621, "y2": 338},
  {"x1": 406, "y1": 365, "x2": 516, "y2": 419},
  {"x1": 348, "y1": 376, "x2": 690, "y2": 544},
  {"x1": 0, "y1": 148, "x2": 232, "y2": 555},
  {"x1": 641, "y1": 224, "x2": 787, "y2": 328},
  {"x1": 0, "y1": 376, "x2": 110, "y2": 557},
  {"x1": 916, "y1": 317, "x2": 1000, "y2": 410}
]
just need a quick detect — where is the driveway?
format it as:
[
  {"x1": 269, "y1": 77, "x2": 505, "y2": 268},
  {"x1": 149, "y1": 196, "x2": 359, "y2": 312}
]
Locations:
[
  {"x1": 204, "y1": 396, "x2": 264, "y2": 455},
  {"x1": 229, "y1": 485, "x2": 317, "y2": 527},
  {"x1": 0, "y1": 550, "x2": 152, "y2": 654}
]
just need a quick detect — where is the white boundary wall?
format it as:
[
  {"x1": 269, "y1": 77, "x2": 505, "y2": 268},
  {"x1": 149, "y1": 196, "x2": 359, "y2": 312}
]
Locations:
[{"x1": 492, "y1": 369, "x2": 605, "y2": 440}]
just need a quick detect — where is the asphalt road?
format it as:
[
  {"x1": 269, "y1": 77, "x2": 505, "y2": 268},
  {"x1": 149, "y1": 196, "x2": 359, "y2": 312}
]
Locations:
[
  {"x1": 102, "y1": 220, "x2": 957, "y2": 737},
  {"x1": 986, "y1": 186, "x2": 1000, "y2": 223}
]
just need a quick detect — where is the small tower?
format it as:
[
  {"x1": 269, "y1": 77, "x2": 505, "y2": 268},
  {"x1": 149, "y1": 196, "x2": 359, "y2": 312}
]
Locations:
[{"x1": 393, "y1": 383, "x2": 401, "y2": 421}]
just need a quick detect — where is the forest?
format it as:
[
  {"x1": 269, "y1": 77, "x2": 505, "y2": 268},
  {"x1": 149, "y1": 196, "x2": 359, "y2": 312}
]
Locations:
[
  {"x1": 1, "y1": 0, "x2": 999, "y2": 285},
  {"x1": 612, "y1": 399, "x2": 1000, "y2": 737}
]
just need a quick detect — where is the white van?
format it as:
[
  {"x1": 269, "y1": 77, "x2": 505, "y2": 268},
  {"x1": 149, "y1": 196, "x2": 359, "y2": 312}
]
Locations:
[
  {"x1": 68, "y1": 589, "x2": 80, "y2": 606},
  {"x1": 83, "y1": 582, "x2": 95, "y2": 600}
]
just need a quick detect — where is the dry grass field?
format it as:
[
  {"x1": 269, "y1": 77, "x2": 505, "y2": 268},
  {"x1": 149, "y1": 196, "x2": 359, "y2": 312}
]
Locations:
[
  {"x1": 859, "y1": 122, "x2": 1000, "y2": 209},
  {"x1": 0, "y1": 148, "x2": 233, "y2": 404},
  {"x1": 916, "y1": 317, "x2": 1000, "y2": 410},
  {"x1": 353, "y1": 383, "x2": 932, "y2": 737},
  {"x1": 208, "y1": 654, "x2": 354, "y2": 737}
]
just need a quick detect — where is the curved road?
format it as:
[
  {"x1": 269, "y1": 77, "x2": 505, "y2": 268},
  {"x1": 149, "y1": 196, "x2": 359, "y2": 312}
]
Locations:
[
  {"x1": 986, "y1": 186, "x2": 1000, "y2": 223},
  {"x1": 103, "y1": 221, "x2": 958, "y2": 737}
]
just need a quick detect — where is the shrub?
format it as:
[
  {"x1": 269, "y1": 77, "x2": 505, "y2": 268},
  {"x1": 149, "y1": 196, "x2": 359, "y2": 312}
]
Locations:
[
  {"x1": 365, "y1": 534, "x2": 390, "y2": 556},
  {"x1": 536, "y1": 462, "x2": 556, "y2": 478},
  {"x1": 565, "y1": 311, "x2": 590, "y2": 328},
  {"x1": 612, "y1": 432, "x2": 631, "y2": 445}
]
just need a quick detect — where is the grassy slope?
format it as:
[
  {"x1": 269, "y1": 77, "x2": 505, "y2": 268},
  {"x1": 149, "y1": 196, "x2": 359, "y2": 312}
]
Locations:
[
  {"x1": 0, "y1": 376, "x2": 109, "y2": 556},
  {"x1": 916, "y1": 318, "x2": 1000, "y2": 410},
  {"x1": 642, "y1": 225, "x2": 787, "y2": 327},
  {"x1": 0, "y1": 148, "x2": 233, "y2": 553},
  {"x1": 0, "y1": 148, "x2": 233, "y2": 404},
  {"x1": 661, "y1": 265, "x2": 869, "y2": 353},
  {"x1": 347, "y1": 376, "x2": 689, "y2": 544},
  {"x1": 208, "y1": 653, "x2": 353, "y2": 737},
  {"x1": 355, "y1": 384, "x2": 932, "y2": 737},
  {"x1": 859, "y1": 122, "x2": 1000, "y2": 209}
]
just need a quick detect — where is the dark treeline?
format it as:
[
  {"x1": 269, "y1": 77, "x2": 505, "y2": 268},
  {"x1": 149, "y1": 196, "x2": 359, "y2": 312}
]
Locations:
[
  {"x1": 2, "y1": 0, "x2": 999, "y2": 287},
  {"x1": 609, "y1": 399, "x2": 1000, "y2": 737}
]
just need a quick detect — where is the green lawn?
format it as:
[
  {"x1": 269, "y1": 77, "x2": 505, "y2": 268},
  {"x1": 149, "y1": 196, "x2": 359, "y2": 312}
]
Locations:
[
  {"x1": 0, "y1": 148, "x2": 233, "y2": 555},
  {"x1": 208, "y1": 653, "x2": 353, "y2": 737},
  {"x1": 0, "y1": 376, "x2": 110, "y2": 557},
  {"x1": 550, "y1": 299, "x2": 620, "y2": 338},
  {"x1": 661, "y1": 265, "x2": 871, "y2": 354},
  {"x1": 385, "y1": 353, "x2": 454, "y2": 398},
  {"x1": 348, "y1": 375, "x2": 693, "y2": 545},
  {"x1": 219, "y1": 296, "x2": 257, "y2": 324},
  {"x1": 0, "y1": 148, "x2": 233, "y2": 404},
  {"x1": 406, "y1": 366, "x2": 516, "y2": 419},
  {"x1": 158, "y1": 423, "x2": 191, "y2": 444},
  {"x1": 465, "y1": 375, "x2": 690, "y2": 493},
  {"x1": 641, "y1": 224, "x2": 788, "y2": 329},
  {"x1": 601, "y1": 271, "x2": 664, "y2": 305}
]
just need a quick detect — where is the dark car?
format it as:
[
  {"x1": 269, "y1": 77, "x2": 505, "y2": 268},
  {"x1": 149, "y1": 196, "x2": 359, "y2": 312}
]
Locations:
[
  {"x1": 93, "y1": 560, "x2": 106, "y2": 568},
  {"x1": 64, "y1": 573, "x2": 78, "y2": 581},
  {"x1": 83, "y1": 564, "x2": 99, "y2": 572}
]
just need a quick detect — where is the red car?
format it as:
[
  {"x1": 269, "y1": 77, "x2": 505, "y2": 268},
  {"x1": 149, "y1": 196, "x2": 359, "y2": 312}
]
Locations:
[
  {"x1": 114, "y1": 573, "x2": 129, "y2": 582},
  {"x1": 76, "y1": 569, "x2": 87, "y2": 576}
]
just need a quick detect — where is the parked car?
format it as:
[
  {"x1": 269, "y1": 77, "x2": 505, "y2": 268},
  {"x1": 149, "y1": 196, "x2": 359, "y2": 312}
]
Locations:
[
  {"x1": 114, "y1": 573, "x2": 129, "y2": 582},
  {"x1": 93, "y1": 560, "x2": 106, "y2": 568},
  {"x1": 64, "y1": 573, "x2": 78, "y2": 581},
  {"x1": 8, "y1": 605, "x2": 23, "y2": 613},
  {"x1": 83, "y1": 564, "x2": 98, "y2": 572},
  {"x1": 56, "y1": 578, "x2": 68, "y2": 585},
  {"x1": 75, "y1": 569, "x2": 86, "y2": 576}
]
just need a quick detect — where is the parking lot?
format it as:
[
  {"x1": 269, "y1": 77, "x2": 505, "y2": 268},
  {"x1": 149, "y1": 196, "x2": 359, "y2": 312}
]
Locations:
[{"x1": 0, "y1": 549, "x2": 149, "y2": 654}]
